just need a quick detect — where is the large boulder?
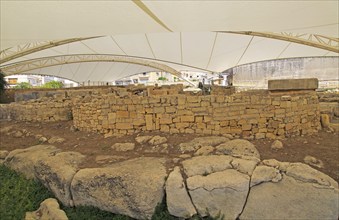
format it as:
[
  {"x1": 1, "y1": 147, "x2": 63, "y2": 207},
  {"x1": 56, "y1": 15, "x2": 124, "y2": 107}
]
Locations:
[
  {"x1": 179, "y1": 136, "x2": 229, "y2": 153},
  {"x1": 4, "y1": 145, "x2": 61, "y2": 179},
  {"x1": 166, "y1": 167, "x2": 197, "y2": 218},
  {"x1": 34, "y1": 151, "x2": 86, "y2": 206},
  {"x1": 71, "y1": 157, "x2": 167, "y2": 219},
  {"x1": 187, "y1": 169, "x2": 250, "y2": 219},
  {"x1": 25, "y1": 198, "x2": 68, "y2": 220},
  {"x1": 216, "y1": 139, "x2": 260, "y2": 160},
  {"x1": 240, "y1": 162, "x2": 338, "y2": 219}
]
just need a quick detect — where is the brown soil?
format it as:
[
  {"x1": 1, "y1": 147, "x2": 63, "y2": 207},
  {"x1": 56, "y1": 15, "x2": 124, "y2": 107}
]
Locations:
[{"x1": 0, "y1": 120, "x2": 338, "y2": 183}]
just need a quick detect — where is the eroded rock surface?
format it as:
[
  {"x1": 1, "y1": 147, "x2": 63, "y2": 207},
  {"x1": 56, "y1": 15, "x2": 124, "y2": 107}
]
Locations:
[
  {"x1": 187, "y1": 169, "x2": 250, "y2": 219},
  {"x1": 111, "y1": 143, "x2": 135, "y2": 152},
  {"x1": 166, "y1": 167, "x2": 196, "y2": 218},
  {"x1": 71, "y1": 157, "x2": 167, "y2": 219},
  {"x1": 182, "y1": 155, "x2": 233, "y2": 177},
  {"x1": 34, "y1": 151, "x2": 85, "y2": 206},
  {"x1": 216, "y1": 139, "x2": 260, "y2": 160},
  {"x1": 179, "y1": 136, "x2": 229, "y2": 153},
  {"x1": 4, "y1": 145, "x2": 61, "y2": 179},
  {"x1": 25, "y1": 198, "x2": 68, "y2": 220},
  {"x1": 241, "y1": 175, "x2": 338, "y2": 220}
]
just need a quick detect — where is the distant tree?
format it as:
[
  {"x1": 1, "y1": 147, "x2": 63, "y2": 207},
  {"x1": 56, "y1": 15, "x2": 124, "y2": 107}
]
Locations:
[
  {"x1": 41, "y1": 80, "x2": 64, "y2": 89},
  {"x1": 158, "y1": 77, "x2": 167, "y2": 81},
  {"x1": 0, "y1": 69, "x2": 7, "y2": 94},
  {"x1": 14, "y1": 82, "x2": 32, "y2": 89}
]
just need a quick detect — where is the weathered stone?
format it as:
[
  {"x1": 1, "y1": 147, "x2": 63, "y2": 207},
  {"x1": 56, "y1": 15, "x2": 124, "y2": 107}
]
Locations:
[
  {"x1": 48, "y1": 137, "x2": 65, "y2": 144},
  {"x1": 194, "y1": 146, "x2": 214, "y2": 156},
  {"x1": 216, "y1": 139, "x2": 260, "y2": 160},
  {"x1": 71, "y1": 157, "x2": 167, "y2": 219},
  {"x1": 34, "y1": 151, "x2": 85, "y2": 206},
  {"x1": 187, "y1": 169, "x2": 250, "y2": 219},
  {"x1": 4, "y1": 145, "x2": 61, "y2": 179},
  {"x1": 135, "y1": 135, "x2": 153, "y2": 144},
  {"x1": 231, "y1": 158, "x2": 258, "y2": 175},
  {"x1": 95, "y1": 155, "x2": 127, "y2": 164},
  {"x1": 182, "y1": 155, "x2": 233, "y2": 177},
  {"x1": 241, "y1": 175, "x2": 338, "y2": 220},
  {"x1": 39, "y1": 136, "x2": 48, "y2": 143},
  {"x1": 321, "y1": 114, "x2": 330, "y2": 128},
  {"x1": 25, "y1": 198, "x2": 68, "y2": 220},
  {"x1": 261, "y1": 159, "x2": 290, "y2": 172},
  {"x1": 286, "y1": 163, "x2": 338, "y2": 188},
  {"x1": 271, "y1": 140, "x2": 283, "y2": 150},
  {"x1": 304, "y1": 155, "x2": 324, "y2": 168},
  {"x1": 250, "y1": 165, "x2": 282, "y2": 187},
  {"x1": 0, "y1": 150, "x2": 9, "y2": 159},
  {"x1": 148, "y1": 136, "x2": 167, "y2": 145},
  {"x1": 166, "y1": 167, "x2": 197, "y2": 218},
  {"x1": 13, "y1": 131, "x2": 23, "y2": 138},
  {"x1": 111, "y1": 143, "x2": 135, "y2": 152},
  {"x1": 179, "y1": 136, "x2": 229, "y2": 153},
  {"x1": 268, "y1": 78, "x2": 318, "y2": 91}
]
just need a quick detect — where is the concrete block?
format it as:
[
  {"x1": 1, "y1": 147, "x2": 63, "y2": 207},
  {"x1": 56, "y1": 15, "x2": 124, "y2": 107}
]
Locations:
[{"x1": 268, "y1": 78, "x2": 318, "y2": 91}]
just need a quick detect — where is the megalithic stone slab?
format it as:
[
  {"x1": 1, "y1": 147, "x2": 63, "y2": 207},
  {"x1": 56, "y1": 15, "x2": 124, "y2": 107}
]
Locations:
[{"x1": 268, "y1": 78, "x2": 318, "y2": 91}]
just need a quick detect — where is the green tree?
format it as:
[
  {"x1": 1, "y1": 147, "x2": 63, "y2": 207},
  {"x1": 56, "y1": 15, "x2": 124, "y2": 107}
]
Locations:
[
  {"x1": 41, "y1": 80, "x2": 63, "y2": 89},
  {"x1": 158, "y1": 77, "x2": 167, "y2": 81},
  {"x1": 14, "y1": 82, "x2": 32, "y2": 89},
  {"x1": 0, "y1": 69, "x2": 7, "y2": 95}
]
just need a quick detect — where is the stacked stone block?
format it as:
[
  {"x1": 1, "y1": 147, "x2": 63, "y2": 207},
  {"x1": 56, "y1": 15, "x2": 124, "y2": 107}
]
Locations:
[
  {"x1": 0, "y1": 99, "x2": 72, "y2": 122},
  {"x1": 72, "y1": 90, "x2": 320, "y2": 139}
]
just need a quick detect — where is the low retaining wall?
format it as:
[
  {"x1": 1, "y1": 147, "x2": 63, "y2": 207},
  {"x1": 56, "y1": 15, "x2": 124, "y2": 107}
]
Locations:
[
  {"x1": 0, "y1": 99, "x2": 72, "y2": 122},
  {"x1": 72, "y1": 90, "x2": 320, "y2": 139}
]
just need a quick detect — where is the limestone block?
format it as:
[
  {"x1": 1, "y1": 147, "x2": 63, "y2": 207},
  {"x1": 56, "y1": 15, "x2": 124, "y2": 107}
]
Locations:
[
  {"x1": 241, "y1": 174, "x2": 338, "y2": 220},
  {"x1": 268, "y1": 78, "x2": 318, "y2": 91},
  {"x1": 166, "y1": 167, "x2": 197, "y2": 218},
  {"x1": 145, "y1": 115, "x2": 154, "y2": 130},
  {"x1": 34, "y1": 151, "x2": 85, "y2": 206},
  {"x1": 216, "y1": 139, "x2": 260, "y2": 160},
  {"x1": 186, "y1": 96, "x2": 200, "y2": 103},
  {"x1": 71, "y1": 157, "x2": 167, "y2": 219},
  {"x1": 4, "y1": 145, "x2": 61, "y2": 179},
  {"x1": 181, "y1": 115, "x2": 195, "y2": 122},
  {"x1": 182, "y1": 155, "x2": 233, "y2": 177},
  {"x1": 116, "y1": 123, "x2": 133, "y2": 130},
  {"x1": 25, "y1": 198, "x2": 68, "y2": 220},
  {"x1": 187, "y1": 169, "x2": 250, "y2": 219}
]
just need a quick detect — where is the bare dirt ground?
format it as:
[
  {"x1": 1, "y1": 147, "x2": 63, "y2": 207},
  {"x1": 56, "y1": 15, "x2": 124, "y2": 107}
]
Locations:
[{"x1": 0, "y1": 120, "x2": 338, "y2": 183}]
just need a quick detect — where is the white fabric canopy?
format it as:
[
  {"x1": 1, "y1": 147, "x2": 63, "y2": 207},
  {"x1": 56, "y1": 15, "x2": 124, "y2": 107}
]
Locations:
[{"x1": 0, "y1": 0, "x2": 338, "y2": 83}]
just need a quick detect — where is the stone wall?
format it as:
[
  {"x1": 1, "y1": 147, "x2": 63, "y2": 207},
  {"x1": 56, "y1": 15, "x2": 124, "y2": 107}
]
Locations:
[
  {"x1": 0, "y1": 99, "x2": 72, "y2": 122},
  {"x1": 72, "y1": 90, "x2": 320, "y2": 139}
]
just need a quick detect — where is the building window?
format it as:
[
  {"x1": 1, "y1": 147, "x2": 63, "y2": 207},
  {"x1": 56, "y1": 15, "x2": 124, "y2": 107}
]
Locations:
[{"x1": 7, "y1": 78, "x2": 18, "y2": 85}]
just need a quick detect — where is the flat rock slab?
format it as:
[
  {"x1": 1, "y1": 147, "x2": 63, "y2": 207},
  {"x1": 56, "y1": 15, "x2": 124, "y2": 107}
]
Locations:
[
  {"x1": 71, "y1": 157, "x2": 167, "y2": 219},
  {"x1": 187, "y1": 169, "x2": 250, "y2": 219},
  {"x1": 240, "y1": 175, "x2": 338, "y2": 220},
  {"x1": 182, "y1": 155, "x2": 233, "y2": 177},
  {"x1": 268, "y1": 78, "x2": 318, "y2": 91},
  {"x1": 111, "y1": 143, "x2": 135, "y2": 151},
  {"x1": 4, "y1": 145, "x2": 61, "y2": 179},
  {"x1": 216, "y1": 139, "x2": 260, "y2": 160}
]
